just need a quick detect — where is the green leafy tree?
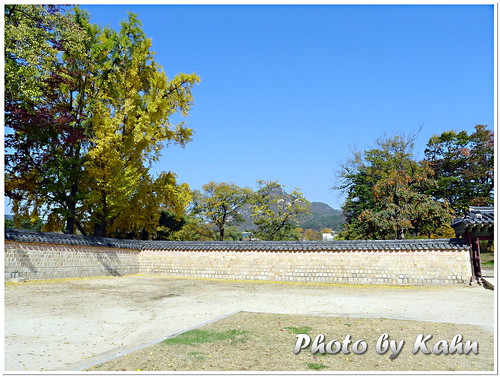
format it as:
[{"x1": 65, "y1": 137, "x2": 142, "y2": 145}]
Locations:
[
  {"x1": 358, "y1": 169, "x2": 453, "y2": 239},
  {"x1": 169, "y1": 216, "x2": 215, "y2": 241},
  {"x1": 249, "y1": 181, "x2": 310, "y2": 241},
  {"x1": 336, "y1": 132, "x2": 453, "y2": 239},
  {"x1": 335, "y1": 167, "x2": 377, "y2": 239},
  {"x1": 424, "y1": 125, "x2": 494, "y2": 215},
  {"x1": 428, "y1": 223, "x2": 456, "y2": 239},
  {"x1": 193, "y1": 182, "x2": 252, "y2": 240},
  {"x1": 300, "y1": 228, "x2": 322, "y2": 240},
  {"x1": 153, "y1": 211, "x2": 187, "y2": 240},
  {"x1": 116, "y1": 210, "x2": 187, "y2": 240},
  {"x1": 5, "y1": 5, "x2": 90, "y2": 233},
  {"x1": 224, "y1": 226, "x2": 244, "y2": 241},
  {"x1": 5, "y1": 217, "x2": 44, "y2": 232}
]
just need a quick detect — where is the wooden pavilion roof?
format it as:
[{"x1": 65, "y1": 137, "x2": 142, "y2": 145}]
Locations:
[{"x1": 451, "y1": 206, "x2": 494, "y2": 237}]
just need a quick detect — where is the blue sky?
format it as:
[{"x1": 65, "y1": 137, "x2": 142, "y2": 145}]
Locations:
[{"x1": 6, "y1": 4, "x2": 495, "y2": 212}]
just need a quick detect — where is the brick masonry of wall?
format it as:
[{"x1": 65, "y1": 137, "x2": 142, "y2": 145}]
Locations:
[
  {"x1": 4, "y1": 241, "x2": 141, "y2": 281},
  {"x1": 4, "y1": 229, "x2": 472, "y2": 285},
  {"x1": 139, "y1": 248, "x2": 471, "y2": 285}
]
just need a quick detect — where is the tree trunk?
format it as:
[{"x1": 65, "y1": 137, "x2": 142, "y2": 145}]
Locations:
[
  {"x1": 64, "y1": 142, "x2": 81, "y2": 234},
  {"x1": 93, "y1": 219, "x2": 107, "y2": 238},
  {"x1": 65, "y1": 216, "x2": 75, "y2": 235},
  {"x1": 64, "y1": 184, "x2": 78, "y2": 234},
  {"x1": 93, "y1": 192, "x2": 108, "y2": 237}
]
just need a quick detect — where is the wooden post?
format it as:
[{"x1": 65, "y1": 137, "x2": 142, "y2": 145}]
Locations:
[
  {"x1": 473, "y1": 237, "x2": 482, "y2": 280},
  {"x1": 464, "y1": 231, "x2": 477, "y2": 284}
]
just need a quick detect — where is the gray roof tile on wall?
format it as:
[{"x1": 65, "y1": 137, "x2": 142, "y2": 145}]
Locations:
[
  {"x1": 166, "y1": 240, "x2": 417, "y2": 251},
  {"x1": 142, "y1": 239, "x2": 468, "y2": 251},
  {"x1": 5, "y1": 229, "x2": 144, "y2": 250},
  {"x1": 5, "y1": 228, "x2": 468, "y2": 251}
]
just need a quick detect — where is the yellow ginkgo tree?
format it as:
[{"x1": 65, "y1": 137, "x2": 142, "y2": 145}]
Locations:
[{"x1": 83, "y1": 14, "x2": 199, "y2": 237}]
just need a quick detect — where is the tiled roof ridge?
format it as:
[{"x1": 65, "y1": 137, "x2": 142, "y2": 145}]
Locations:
[
  {"x1": 452, "y1": 206, "x2": 495, "y2": 228},
  {"x1": 5, "y1": 228, "x2": 144, "y2": 249},
  {"x1": 469, "y1": 206, "x2": 494, "y2": 212},
  {"x1": 5, "y1": 228, "x2": 468, "y2": 251}
]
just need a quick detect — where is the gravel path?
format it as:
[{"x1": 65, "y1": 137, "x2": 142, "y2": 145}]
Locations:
[{"x1": 4, "y1": 276, "x2": 494, "y2": 371}]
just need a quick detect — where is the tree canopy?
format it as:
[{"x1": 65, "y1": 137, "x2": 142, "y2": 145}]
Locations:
[
  {"x1": 192, "y1": 182, "x2": 252, "y2": 241},
  {"x1": 5, "y1": 5, "x2": 199, "y2": 237},
  {"x1": 336, "y1": 132, "x2": 455, "y2": 240},
  {"x1": 249, "y1": 180, "x2": 311, "y2": 241},
  {"x1": 424, "y1": 125, "x2": 494, "y2": 215}
]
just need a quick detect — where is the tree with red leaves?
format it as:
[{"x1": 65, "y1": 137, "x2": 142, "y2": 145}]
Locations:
[{"x1": 6, "y1": 5, "x2": 109, "y2": 234}]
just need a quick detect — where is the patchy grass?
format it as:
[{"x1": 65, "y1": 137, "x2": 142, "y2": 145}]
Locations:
[
  {"x1": 162, "y1": 329, "x2": 248, "y2": 346},
  {"x1": 307, "y1": 362, "x2": 328, "y2": 370},
  {"x1": 481, "y1": 254, "x2": 494, "y2": 265},
  {"x1": 481, "y1": 252, "x2": 495, "y2": 269},
  {"x1": 285, "y1": 326, "x2": 313, "y2": 334},
  {"x1": 187, "y1": 351, "x2": 207, "y2": 361},
  {"x1": 88, "y1": 312, "x2": 494, "y2": 372}
]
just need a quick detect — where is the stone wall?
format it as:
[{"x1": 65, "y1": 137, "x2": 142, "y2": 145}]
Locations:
[
  {"x1": 4, "y1": 241, "x2": 141, "y2": 281},
  {"x1": 4, "y1": 229, "x2": 471, "y2": 285},
  {"x1": 139, "y1": 247, "x2": 471, "y2": 285}
]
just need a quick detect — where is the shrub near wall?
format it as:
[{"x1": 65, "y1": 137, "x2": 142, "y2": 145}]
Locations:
[{"x1": 5, "y1": 230, "x2": 471, "y2": 285}]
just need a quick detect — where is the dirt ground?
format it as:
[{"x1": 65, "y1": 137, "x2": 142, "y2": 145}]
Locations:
[
  {"x1": 89, "y1": 312, "x2": 495, "y2": 372},
  {"x1": 4, "y1": 275, "x2": 495, "y2": 372}
]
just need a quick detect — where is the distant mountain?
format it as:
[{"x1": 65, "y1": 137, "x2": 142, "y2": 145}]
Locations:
[
  {"x1": 237, "y1": 203, "x2": 256, "y2": 231},
  {"x1": 298, "y1": 202, "x2": 345, "y2": 232},
  {"x1": 236, "y1": 199, "x2": 344, "y2": 232}
]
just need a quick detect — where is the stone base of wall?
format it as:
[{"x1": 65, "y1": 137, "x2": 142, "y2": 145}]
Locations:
[
  {"x1": 4, "y1": 241, "x2": 140, "y2": 281},
  {"x1": 139, "y1": 248, "x2": 471, "y2": 285}
]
